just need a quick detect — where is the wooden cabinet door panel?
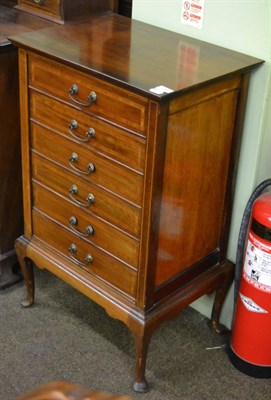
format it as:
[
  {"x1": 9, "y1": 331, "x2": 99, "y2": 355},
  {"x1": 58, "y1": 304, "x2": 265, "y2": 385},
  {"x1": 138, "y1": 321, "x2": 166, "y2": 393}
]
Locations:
[
  {"x1": 32, "y1": 210, "x2": 138, "y2": 298},
  {"x1": 31, "y1": 123, "x2": 144, "y2": 205},
  {"x1": 31, "y1": 153, "x2": 142, "y2": 237},
  {"x1": 29, "y1": 54, "x2": 149, "y2": 134},
  {"x1": 30, "y1": 91, "x2": 146, "y2": 172},
  {"x1": 33, "y1": 182, "x2": 140, "y2": 268}
]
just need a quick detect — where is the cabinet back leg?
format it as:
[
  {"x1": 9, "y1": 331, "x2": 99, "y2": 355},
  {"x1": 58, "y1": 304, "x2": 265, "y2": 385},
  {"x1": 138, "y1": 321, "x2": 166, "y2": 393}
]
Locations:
[{"x1": 210, "y1": 261, "x2": 234, "y2": 333}]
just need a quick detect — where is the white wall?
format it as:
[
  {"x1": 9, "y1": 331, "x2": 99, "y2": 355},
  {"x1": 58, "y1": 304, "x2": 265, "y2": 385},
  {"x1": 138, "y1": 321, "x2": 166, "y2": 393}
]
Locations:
[{"x1": 133, "y1": 0, "x2": 271, "y2": 328}]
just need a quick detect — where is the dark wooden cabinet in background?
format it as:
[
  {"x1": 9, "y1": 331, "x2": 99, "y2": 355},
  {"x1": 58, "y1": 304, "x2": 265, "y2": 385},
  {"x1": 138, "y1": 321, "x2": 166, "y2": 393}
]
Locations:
[
  {"x1": 118, "y1": 0, "x2": 132, "y2": 17},
  {"x1": 15, "y1": 0, "x2": 119, "y2": 23},
  {"x1": 0, "y1": 43, "x2": 23, "y2": 288},
  {"x1": 0, "y1": 3, "x2": 53, "y2": 288}
]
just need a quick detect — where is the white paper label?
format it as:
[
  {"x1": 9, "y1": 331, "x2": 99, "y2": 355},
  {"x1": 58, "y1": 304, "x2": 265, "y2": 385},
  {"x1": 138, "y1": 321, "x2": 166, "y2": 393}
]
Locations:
[
  {"x1": 181, "y1": 0, "x2": 205, "y2": 30},
  {"x1": 243, "y1": 233, "x2": 271, "y2": 293},
  {"x1": 149, "y1": 85, "x2": 174, "y2": 95}
]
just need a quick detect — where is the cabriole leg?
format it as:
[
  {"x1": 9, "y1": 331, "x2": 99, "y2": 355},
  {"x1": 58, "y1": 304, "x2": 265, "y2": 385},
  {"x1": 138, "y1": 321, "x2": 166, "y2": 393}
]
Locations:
[
  {"x1": 132, "y1": 326, "x2": 153, "y2": 393},
  {"x1": 15, "y1": 237, "x2": 35, "y2": 307}
]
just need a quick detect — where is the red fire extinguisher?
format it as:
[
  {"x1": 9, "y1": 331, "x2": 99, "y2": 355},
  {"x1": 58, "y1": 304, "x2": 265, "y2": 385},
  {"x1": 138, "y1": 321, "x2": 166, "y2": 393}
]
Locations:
[{"x1": 229, "y1": 180, "x2": 271, "y2": 378}]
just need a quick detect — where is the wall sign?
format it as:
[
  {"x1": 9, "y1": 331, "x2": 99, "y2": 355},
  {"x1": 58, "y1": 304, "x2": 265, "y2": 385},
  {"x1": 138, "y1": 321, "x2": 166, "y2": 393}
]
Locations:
[{"x1": 181, "y1": 0, "x2": 205, "y2": 29}]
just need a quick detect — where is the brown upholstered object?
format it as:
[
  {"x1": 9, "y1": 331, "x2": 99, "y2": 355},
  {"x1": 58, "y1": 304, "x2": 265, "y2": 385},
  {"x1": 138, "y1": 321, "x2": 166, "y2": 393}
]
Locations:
[{"x1": 14, "y1": 382, "x2": 132, "y2": 400}]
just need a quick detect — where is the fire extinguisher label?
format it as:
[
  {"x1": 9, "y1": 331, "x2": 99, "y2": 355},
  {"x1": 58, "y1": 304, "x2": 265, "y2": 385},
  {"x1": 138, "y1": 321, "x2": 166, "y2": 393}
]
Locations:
[
  {"x1": 243, "y1": 232, "x2": 271, "y2": 293},
  {"x1": 240, "y1": 293, "x2": 268, "y2": 313}
]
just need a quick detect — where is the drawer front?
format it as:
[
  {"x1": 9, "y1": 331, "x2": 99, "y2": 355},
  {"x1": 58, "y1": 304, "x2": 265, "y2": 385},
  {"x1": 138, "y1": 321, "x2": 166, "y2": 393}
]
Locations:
[
  {"x1": 28, "y1": 54, "x2": 149, "y2": 134},
  {"x1": 31, "y1": 153, "x2": 141, "y2": 237},
  {"x1": 31, "y1": 123, "x2": 143, "y2": 205},
  {"x1": 18, "y1": 0, "x2": 60, "y2": 19},
  {"x1": 30, "y1": 91, "x2": 146, "y2": 172},
  {"x1": 32, "y1": 210, "x2": 137, "y2": 298},
  {"x1": 33, "y1": 182, "x2": 139, "y2": 268}
]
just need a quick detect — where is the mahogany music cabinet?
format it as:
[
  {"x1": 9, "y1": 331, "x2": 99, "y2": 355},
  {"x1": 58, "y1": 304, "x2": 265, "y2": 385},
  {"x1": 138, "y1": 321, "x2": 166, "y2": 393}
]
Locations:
[{"x1": 10, "y1": 14, "x2": 262, "y2": 391}]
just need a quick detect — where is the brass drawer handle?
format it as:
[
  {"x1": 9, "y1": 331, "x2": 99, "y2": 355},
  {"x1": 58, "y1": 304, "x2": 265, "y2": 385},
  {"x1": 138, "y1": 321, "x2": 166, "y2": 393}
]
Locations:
[
  {"x1": 68, "y1": 84, "x2": 97, "y2": 107},
  {"x1": 69, "y1": 216, "x2": 94, "y2": 237},
  {"x1": 69, "y1": 243, "x2": 93, "y2": 267},
  {"x1": 34, "y1": 0, "x2": 44, "y2": 4},
  {"x1": 69, "y1": 152, "x2": 95, "y2": 175},
  {"x1": 69, "y1": 184, "x2": 95, "y2": 208},
  {"x1": 68, "y1": 120, "x2": 96, "y2": 142}
]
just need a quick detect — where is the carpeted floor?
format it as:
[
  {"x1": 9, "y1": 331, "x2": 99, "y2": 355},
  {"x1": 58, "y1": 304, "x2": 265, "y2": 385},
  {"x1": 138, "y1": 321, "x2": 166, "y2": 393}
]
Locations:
[{"x1": 0, "y1": 268, "x2": 270, "y2": 400}]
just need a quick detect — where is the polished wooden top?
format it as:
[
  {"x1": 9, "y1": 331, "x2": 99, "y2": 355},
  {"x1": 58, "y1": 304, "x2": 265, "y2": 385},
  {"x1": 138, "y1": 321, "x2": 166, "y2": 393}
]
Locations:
[{"x1": 9, "y1": 13, "x2": 263, "y2": 100}]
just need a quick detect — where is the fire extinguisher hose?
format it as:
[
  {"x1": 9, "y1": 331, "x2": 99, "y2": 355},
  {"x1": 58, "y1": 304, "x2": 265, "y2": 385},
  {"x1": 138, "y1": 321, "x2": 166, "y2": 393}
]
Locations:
[{"x1": 234, "y1": 178, "x2": 271, "y2": 304}]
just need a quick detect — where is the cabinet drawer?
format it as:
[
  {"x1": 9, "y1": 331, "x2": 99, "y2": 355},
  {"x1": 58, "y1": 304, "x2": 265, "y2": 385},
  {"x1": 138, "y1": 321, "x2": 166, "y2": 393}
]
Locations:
[
  {"x1": 30, "y1": 91, "x2": 146, "y2": 172},
  {"x1": 32, "y1": 211, "x2": 138, "y2": 298},
  {"x1": 28, "y1": 54, "x2": 149, "y2": 134},
  {"x1": 17, "y1": 0, "x2": 61, "y2": 20},
  {"x1": 31, "y1": 153, "x2": 141, "y2": 237},
  {"x1": 33, "y1": 182, "x2": 139, "y2": 268},
  {"x1": 31, "y1": 123, "x2": 143, "y2": 205}
]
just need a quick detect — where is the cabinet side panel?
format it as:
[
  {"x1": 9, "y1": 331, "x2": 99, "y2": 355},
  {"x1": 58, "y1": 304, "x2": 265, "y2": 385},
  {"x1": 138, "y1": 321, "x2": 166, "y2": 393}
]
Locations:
[{"x1": 155, "y1": 79, "x2": 239, "y2": 287}]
